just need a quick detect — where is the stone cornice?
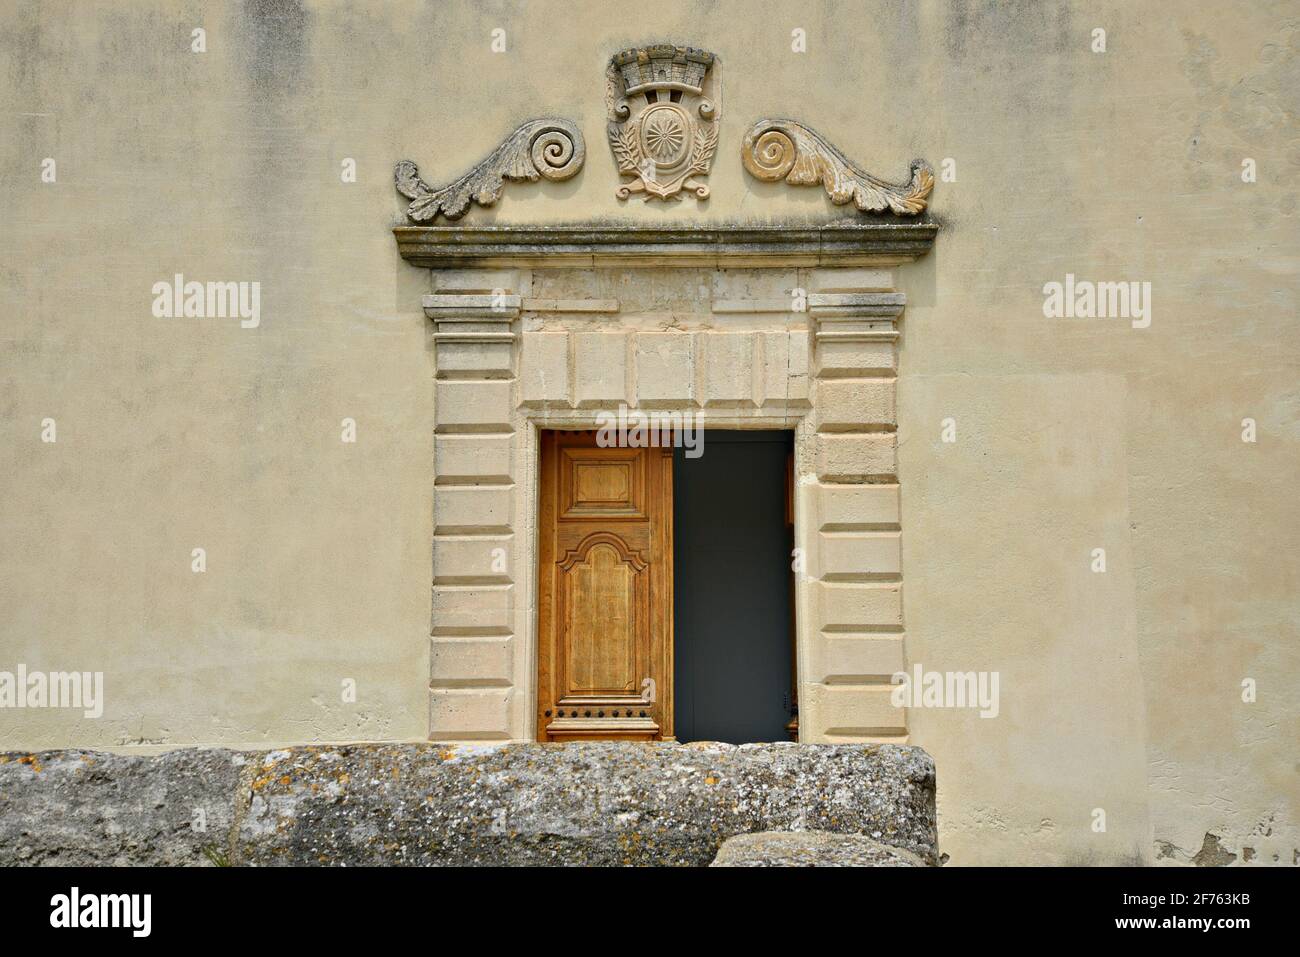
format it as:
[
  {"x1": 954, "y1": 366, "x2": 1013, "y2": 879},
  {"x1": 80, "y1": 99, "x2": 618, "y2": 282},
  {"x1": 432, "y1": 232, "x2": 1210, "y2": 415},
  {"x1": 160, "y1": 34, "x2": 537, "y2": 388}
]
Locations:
[{"x1": 393, "y1": 222, "x2": 938, "y2": 269}]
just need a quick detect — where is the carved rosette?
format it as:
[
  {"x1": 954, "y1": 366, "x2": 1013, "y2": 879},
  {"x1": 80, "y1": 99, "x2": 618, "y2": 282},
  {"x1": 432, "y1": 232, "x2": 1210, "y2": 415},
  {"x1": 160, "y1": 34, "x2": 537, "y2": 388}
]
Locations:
[
  {"x1": 741, "y1": 119, "x2": 934, "y2": 216},
  {"x1": 395, "y1": 118, "x2": 585, "y2": 222},
  {"x1": 606, "y1": 45, "x2": 718, "y2": 202}
]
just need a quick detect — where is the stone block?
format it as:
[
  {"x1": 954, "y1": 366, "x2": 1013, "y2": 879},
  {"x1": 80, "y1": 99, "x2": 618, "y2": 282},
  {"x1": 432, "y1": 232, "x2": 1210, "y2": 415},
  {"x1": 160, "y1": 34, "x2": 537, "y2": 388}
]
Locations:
[
  {"x1": 431, "y1": 584, "x2": 512, "y2": 635},
  {"x1": 520, "y1": 331, "x2": 571, "y2": 407},
  {"x1": 635, "y1": 332, "x2": 696, "y2": 407},
  {"x1": 432, "y1": 485, "x2": 512, "y2": 534},
  {"x1": 804, "y1": 684, "x2": 907, "y2": 739},
  {"x1": 700, "y1": 332, "x2": 756, "y2": 407},
  {"x1": 813, "y1": 483, "x2": 900, "y2": 530},
  {"x1": 235, "y1": 742, "x2": 938, "y2": 864},
  {"x1": 806, "y1": 634, "x2": 906, "y2": 683},
  {"x1": 434, "y1": 434, "x2": 513, "y2": 485},
  {"x1": 817, "y1": 378, "x2": 896, "y2": 430},
  {"x1": 760, "y1": 330, "x2": 811, "y2": 406},
  {"x1": 427, "y1": 688, "x2": 514, "y2": 741},
  {"x1": 430, "y1": 636, "x2": 513, "y2": 687},
  {"x1": 815, "y1": 334, "x2": 897, "y2": 378},
  {"x1": 817, "y1": 581, "x2": 904, "y2": 630},
  {"x1": 818, "y1": 530, "x2": 902, "y2": 579},
  {"x1": 0, "y1": 744, "x2": 938, "y2": 866},
  {"x1": 435, "y1": 337, "x2": 514, "y2": 378},
  {"x1": 0, "y1": 749, "x2": 245, "y2": 866},
  {"x1": 435, "y1": 379, "x2": 513, "y2": 432},
  {"x1": 573, "y1": 333, "x2": 627, "y2": 407},
  {"x1": 808, "y1": 292, "x2": 906, "y2": 319},
  {"x1": 423, "y1": 293, "x2": 521, "y2": 318},
  {"x1": 432, "y1": 534, "x2": 512, "y2": 584},
  {"x1": 816, "y1": 433, "x2": 897, "y2": 481}
]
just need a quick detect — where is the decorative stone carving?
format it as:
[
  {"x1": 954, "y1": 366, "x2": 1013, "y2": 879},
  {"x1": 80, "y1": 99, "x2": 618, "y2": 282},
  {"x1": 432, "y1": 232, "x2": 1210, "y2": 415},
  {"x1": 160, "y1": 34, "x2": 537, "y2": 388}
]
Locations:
[
  {"x1": 395, "y1": 118, "x2": 585, "y2": 222},
  {"x1": 606, "y1": 45, "x2": 719, "y2": 202},
  {"x1": 741, "y1": 119, "x2": 934, "y2": 216}
]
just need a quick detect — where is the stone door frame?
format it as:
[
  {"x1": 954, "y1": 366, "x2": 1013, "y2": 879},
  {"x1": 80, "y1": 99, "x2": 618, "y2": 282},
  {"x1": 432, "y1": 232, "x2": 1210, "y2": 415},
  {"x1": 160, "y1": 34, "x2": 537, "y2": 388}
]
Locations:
[
  {"x1": 403, "y1": 224, "x2": 936, "y2": 745},
  {"x1": 521, "y1": 410, "x2": 817, "y2": 744}
]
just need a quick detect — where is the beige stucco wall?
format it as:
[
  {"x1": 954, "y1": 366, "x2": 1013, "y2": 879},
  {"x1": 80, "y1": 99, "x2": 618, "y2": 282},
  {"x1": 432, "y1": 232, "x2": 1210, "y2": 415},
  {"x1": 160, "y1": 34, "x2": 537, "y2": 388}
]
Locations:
[{"x1": 1, "y1": 0, "x2": 1295, "y2": 865}]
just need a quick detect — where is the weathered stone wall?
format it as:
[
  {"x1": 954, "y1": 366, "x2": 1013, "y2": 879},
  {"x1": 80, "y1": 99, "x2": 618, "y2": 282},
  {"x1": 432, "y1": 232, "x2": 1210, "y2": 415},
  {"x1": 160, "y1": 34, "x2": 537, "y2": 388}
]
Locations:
[
  {"x1": 1, "y1": 1, "x2": 1296, "y2": 866},
  {"x1": 0, "y1": 743, "x2": 938, "y2": 867}
]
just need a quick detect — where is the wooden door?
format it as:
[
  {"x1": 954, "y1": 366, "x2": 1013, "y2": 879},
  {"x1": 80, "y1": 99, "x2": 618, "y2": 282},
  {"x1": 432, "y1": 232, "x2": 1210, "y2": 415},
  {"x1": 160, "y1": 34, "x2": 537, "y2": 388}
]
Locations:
[{"x1": 536, "y1": 430, "x2": 673, "y2": 741}]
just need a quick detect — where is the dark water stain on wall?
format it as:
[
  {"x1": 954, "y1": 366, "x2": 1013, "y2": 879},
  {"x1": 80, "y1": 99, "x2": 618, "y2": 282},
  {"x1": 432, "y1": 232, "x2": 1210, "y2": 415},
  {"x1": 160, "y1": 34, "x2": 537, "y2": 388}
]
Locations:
[{"x1": 237, "y1": 0, "x2": 311, "y2": 96}]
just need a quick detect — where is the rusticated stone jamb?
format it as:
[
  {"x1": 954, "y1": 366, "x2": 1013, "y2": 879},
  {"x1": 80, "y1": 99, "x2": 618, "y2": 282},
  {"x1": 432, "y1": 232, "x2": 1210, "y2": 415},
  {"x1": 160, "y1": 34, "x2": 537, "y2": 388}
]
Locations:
[
  {"x1": 800, "y1": 269, "x2": 908, "y2": 744},
  {"x1": 427, "y1": 282, "x2": 524, "y2": 742}
]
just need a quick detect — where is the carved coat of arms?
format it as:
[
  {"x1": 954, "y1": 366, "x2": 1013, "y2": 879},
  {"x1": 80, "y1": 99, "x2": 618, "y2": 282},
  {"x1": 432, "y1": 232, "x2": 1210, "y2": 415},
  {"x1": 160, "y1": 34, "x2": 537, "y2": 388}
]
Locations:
[{"x1": 606, "y1": 45, "x2": 718, "y2": 201}]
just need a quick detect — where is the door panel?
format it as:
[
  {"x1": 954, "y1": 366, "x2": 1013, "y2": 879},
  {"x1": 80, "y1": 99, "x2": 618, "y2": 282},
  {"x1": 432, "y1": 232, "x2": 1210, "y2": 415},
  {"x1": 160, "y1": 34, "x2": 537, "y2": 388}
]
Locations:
[
  {"x1": 537, "y1": 431, "x2": 673, "y2": 741},
  {"x1": 559, "y1": 535, "x2": 644, "y2": 693}
]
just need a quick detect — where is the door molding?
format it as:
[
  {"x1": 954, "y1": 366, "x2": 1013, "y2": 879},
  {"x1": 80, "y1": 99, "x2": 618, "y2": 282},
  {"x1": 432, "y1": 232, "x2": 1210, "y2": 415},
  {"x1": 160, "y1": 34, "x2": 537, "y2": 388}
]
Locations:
[{"x1": 416, "y1": 225, "x2": 928, "y2": 745}]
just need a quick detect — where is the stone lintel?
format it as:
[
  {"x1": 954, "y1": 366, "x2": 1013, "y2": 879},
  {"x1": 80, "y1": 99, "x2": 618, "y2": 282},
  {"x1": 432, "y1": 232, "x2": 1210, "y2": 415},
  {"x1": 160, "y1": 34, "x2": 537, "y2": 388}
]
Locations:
[{"x1": 396, "y1": 223, "x2": 939, "y2": 269}]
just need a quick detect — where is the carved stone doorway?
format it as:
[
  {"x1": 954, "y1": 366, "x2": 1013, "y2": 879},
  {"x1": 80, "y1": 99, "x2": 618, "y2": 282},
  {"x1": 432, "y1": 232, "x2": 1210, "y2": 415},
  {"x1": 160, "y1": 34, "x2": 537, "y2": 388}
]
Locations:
[
  {"x1": 403, "y1": 224, "x2": 931, "y2": 744},
  {"x1": 395, "y1": 35, "x2": 935, "y2": 748}
]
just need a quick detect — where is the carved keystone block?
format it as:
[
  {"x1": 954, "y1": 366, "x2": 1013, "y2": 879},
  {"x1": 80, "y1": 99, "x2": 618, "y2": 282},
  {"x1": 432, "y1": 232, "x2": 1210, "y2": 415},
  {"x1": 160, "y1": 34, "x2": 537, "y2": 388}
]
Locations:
[
  {"x1": 635, "y1": 332, "x2": 696, "y2": 408},
  {"x1": 574, "y1": 333, "x2": 628, "y2": 407}
]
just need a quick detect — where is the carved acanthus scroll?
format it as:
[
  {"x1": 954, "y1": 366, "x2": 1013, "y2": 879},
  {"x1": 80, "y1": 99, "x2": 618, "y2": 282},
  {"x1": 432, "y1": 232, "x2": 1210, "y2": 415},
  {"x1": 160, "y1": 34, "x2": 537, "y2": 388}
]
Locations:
[
  {"x1": 395, "y1": 118, "x2": 585, "y2": 222},
  {"x1": 741, "y1": 119, "x2": 933, "y2": 216}
]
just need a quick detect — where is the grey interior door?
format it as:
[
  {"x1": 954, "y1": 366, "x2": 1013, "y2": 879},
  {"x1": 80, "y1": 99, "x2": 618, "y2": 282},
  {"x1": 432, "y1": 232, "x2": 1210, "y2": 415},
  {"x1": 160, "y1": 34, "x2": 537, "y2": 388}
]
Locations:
[{"x1": 673, "y1": 430, "x2": 794, "y2": 743}]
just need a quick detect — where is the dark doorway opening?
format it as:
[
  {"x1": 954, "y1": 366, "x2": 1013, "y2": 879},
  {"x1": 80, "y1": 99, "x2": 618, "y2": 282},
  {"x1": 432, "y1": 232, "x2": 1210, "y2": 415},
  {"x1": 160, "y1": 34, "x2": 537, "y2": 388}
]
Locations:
[{"x1": 673, "y1": 430, "x2": 795, "y2": 744}]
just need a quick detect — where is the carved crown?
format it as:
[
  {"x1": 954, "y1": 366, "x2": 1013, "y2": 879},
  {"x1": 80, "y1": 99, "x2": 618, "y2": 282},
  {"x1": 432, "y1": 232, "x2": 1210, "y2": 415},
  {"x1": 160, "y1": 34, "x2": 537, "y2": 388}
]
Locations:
[{"x1": 611, "y1": 45, "x2": 714, "y2": 96}]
